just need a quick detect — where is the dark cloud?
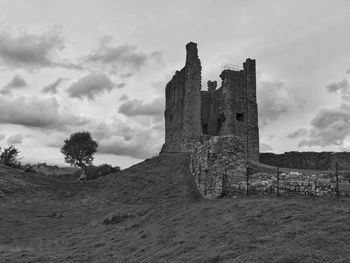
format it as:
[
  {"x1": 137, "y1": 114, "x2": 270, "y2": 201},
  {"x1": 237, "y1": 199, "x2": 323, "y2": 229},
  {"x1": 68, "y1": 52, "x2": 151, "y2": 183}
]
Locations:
[
  {"x1": 257, "y1": 80, "x2": 297, "y2": 126},
  {"x1": 120, "y1": 72, "x2": 134, "y2": 78},
  {"x1": 118, "y1": 97, "x2": 164, "y2": 117},
  {"x1": 98, "y1": 140, "x2": 154, "y2": 159},
  {"x1": 325, "y1": 79, "x2": 350, "y2": 101},
  {"x1": 260, "y1": 143, "x2": 273, "y2": 152},
  {"x1": 97, "y1": 128, "x2": 162, "y2": 159},
  {"x1": 7, "y1": 134, "x2": 23, "y2": 144},
  {"x1": 119, "y1": 94, "x2": 129, "y2": 101},
  {"x1": 0, "y1": 96, "x2": 88, "y2": 129},
  {"x1": 1, "y1": 75, "x2": 28, "y2": 94},
  {"x1": 89, "y1": 119, "x2": 163, "y2": 159},
  {"x1": 287, "y1": 128, "x2": 308, "y2": 139},
  {"x1": 0, "y1": 27, "x2": 80, "y2": 70},
  {"x1": 300, "y1": 79, "x2": 350, "y2": 147},
  {"x1": 85, "y1": 37, "x2": 162, "y2": 76},
  {"x1": 116, "y1": 83, "x2": 126, "y2": 89},
  {"x1": 41, "y1": 78, "x2": 66, "y2": 94},
  {"x1": 299, "y1": 103, "x2": 350, "y2": 147},
  {"x1": 67, "y1": 72, "x2": 119, "y2": 100},
  {"x1": 92, "y1": 122, "x2": 134, "y2": 142}
]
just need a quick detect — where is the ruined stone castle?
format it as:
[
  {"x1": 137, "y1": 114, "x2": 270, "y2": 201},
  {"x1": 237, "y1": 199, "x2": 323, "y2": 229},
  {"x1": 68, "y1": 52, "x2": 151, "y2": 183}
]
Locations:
[
  {"x1": 161, "y1": 42, "x2": 350, "y2": 200},
  {"x1": 162, "y1": 42, "x2": 259, "y2": 161}
]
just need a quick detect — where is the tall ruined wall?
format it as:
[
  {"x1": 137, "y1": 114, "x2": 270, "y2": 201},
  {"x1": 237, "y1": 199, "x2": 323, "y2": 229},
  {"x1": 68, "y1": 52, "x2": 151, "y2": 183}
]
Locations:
[
  {"x1": 163, "y1": 42, "x2": 202, "y2": 152},
  {"x1": 244, "y1": 59, "x2": 259, "y2": 161}
]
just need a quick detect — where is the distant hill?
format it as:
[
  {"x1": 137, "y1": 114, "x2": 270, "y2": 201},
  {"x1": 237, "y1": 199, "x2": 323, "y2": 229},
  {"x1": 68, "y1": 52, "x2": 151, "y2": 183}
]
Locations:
[
  {"x1": 22, "y1": 163, "x2": 80, "y2": 181},
  {"x1": 0, "y1": 153, "x2": 349, "y2": 262}
]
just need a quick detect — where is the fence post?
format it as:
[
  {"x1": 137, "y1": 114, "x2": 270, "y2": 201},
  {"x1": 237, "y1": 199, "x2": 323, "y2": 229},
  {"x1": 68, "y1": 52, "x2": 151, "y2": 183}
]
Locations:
[
  {"x1": 335, "y1": 162, "x2": 339, "y2": 197},
  {"x1": 276, "y1": 167, "x2": 280, "y2": 197},
  {"x1": 246, "y1": 165, "x2": 249, "y2": 196},
  {"x1": 222, "y1": 169, "x2": 227, "y2": 197}
]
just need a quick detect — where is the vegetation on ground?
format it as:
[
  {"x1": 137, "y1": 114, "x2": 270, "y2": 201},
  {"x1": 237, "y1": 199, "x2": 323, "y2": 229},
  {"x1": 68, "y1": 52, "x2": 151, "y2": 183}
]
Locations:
[{"x1": 0, "y1": 153, "x2": 349, "y2": 262}]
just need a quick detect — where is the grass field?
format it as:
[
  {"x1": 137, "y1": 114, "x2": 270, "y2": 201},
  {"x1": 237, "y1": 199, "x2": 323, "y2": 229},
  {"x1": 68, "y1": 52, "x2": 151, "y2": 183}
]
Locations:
[{"x1": 0, "y1": 154, "x2": 349, "y2": 262}]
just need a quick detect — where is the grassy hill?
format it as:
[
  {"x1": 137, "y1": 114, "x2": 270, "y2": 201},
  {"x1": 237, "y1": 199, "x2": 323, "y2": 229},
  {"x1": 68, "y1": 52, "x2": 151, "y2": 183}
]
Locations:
[{"x1": 0, "y1": 153, "x2": 349, "y2": 262}]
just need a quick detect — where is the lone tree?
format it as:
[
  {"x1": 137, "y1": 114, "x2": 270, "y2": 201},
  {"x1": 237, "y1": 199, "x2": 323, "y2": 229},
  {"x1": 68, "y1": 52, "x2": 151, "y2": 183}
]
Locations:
[
  {"x1": 0, "y1": 145, "x2": 20, "y2": 167},
  {"x1": 60, "y1": 131, "x2": 98, "y2": 173}
]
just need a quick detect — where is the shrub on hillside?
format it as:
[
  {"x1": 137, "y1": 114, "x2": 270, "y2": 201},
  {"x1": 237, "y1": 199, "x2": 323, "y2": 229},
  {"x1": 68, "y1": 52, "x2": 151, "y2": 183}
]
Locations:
[
  {"x1": 86, "y1": 164, "x2": 121, "y2": 180},
  {"x1": 0, "y1": 145, "x2": 21, "y2": 168}
]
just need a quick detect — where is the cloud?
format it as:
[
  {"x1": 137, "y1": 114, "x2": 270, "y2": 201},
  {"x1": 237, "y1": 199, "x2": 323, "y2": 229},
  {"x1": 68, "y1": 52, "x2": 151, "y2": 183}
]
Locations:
[
  {"x1": 7, "y1": 134, "x2": 24, "y2": 144},
  {"x1": 98, "y1": 138, "x2": 155, "y2": 159},
  {"x1": 0, "y1": 27, "x2": 80, "y2": 70},
  {"x1": 0, "y1": 134, "x2": 5, "y2": 141},
  {"x1": 257, "y1": 80, "x2": 297, "y2": 126},
  {"x1": 325, "y1": 79, "x2": 350, "y2": 101},
  {"x1": 118, "y1": 97, "x2": 164, "y2": 117},
  {"x1": 326, "y1": 79, "x2": 349, "y2": 93},
  {"x1": 0, "y1": 96, "x2": 88, "y2": 129},
  {"x1": 92, "y1": 121, "x2": 134, "y2": 142},
  {"x1": 41, "y1": 78, "x2": 66, "y2": 94},
  {"x1": 1, "y1": 75, "x2": 28, "y2": 94},
  {"x1": 300, "y1": 79, "x2": 350, "y2": 147},
  {"x1": 116, "y1": 83, "x2": 126, "y2": 89},
  {"x1": 84, "y1": 37, "x2": 162, "y2": 76},
  {"x1": 119, "y1": 94, "x2": 129, "y2": 101},
  {"x1": 88, "y1": 119, "x2": 163, "y2": 159},
  {"x1": 67, "y1": 72, "x2": 120, "y2": 100},
  {"x1": 346, "y1": 68, "x2": 350, "y2": 74},
  {"x1": 260, "y1": 142, "x2": 273, "y2": 152},
  {"x1": 287, "y1": 128, "x2": 308, "y2": 139},
  {"x1": 97, "y1": 127, "x2": 162, "y2": 159},
  {"x1": 298, "y1": 103, "x2": 350, "y2": 147}
]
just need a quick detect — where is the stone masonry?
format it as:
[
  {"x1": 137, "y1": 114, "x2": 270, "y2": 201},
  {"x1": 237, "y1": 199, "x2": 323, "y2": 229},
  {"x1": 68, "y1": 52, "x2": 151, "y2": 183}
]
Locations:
[
  {"x1": 162, "y1": 42, "x2": 259, "y2": 161},
  {"x1": 190, "y1": 135, "x2": 246, "y2": 200}
]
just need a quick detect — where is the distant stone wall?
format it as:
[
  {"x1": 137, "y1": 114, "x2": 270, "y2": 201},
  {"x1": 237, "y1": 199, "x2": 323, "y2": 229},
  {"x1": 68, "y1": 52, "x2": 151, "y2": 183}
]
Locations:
[
  {"x1": 260, "y1": 151, "x2": 350, "y2": 170},
  {"x1": 331, "y1": 152, "x2": 350, "y2": 171},
  {"x1": 260, "y1": 152, "x2": 333, "y2": 170},
  {"x1": 190, "y1": 135, "x2": 246, "y2": 200}
]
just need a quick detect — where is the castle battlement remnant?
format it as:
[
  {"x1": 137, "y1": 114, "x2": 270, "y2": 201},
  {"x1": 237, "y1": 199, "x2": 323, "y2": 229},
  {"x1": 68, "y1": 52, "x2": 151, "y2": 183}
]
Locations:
[{"x1": 162, "y1": 42, "x2": 259, "y2": 161}]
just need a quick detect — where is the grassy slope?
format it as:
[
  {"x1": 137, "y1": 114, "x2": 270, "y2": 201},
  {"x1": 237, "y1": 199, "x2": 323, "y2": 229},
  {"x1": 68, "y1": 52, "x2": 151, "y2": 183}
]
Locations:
[{"x1": 0, "y1": 154, "x2": 349, "y2": 263}]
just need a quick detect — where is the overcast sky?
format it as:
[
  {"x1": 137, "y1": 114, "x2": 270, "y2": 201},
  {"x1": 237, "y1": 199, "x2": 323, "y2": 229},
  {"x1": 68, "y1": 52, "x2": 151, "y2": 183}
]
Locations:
[{"x1": 0, "y1": 0, "x2": 349, "y2": 168}]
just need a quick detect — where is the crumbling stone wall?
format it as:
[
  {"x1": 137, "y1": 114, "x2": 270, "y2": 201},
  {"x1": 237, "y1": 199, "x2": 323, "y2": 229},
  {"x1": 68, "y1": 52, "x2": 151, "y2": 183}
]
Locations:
[
  {"x1": 246, "y1": 172, "x2": 350, "y2": 196},
  {"x1": 162, "y1": 42, "x2": 259, "y2": 161},
  {"x1": 190, "y1": 135, "x2": 246, "y2": 200}
]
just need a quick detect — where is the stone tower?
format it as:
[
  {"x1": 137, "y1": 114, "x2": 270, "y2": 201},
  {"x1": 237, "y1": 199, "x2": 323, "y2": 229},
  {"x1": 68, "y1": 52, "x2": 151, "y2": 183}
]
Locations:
[
  {"x1": 163, "y1": 42, "x2": 202, "y2": 152},
  {"x1": 162, "y1": 42, "x2": 259, "y2": 161}
]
